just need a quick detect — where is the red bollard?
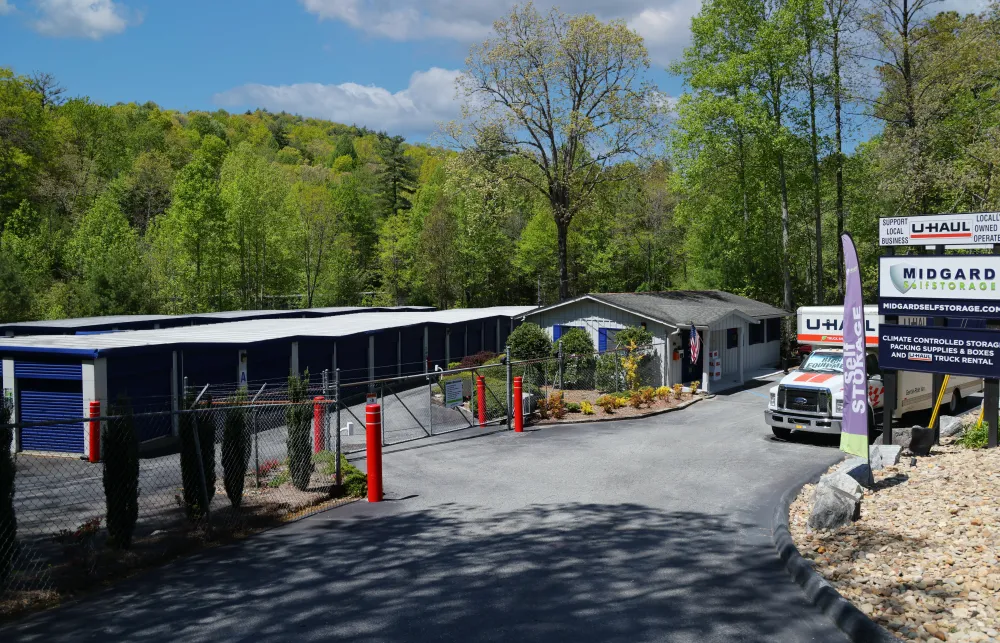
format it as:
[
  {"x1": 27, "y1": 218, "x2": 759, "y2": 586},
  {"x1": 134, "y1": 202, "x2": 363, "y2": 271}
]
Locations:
[
  {"x1": 313, "y1": 396, "x2": 325, "y2": 453},
  {"x1": 365, "y1": 404, "x2": 383, "y2": 502},
  {"x1": 88, "y1": 400, "x2": 101, "y2": 463},
  {"x1": 513, "y1": 377, "x2": 523, "y2": 433},
  {"x1": 476, "y1": 376, "x2": 487, "y2": 427}
]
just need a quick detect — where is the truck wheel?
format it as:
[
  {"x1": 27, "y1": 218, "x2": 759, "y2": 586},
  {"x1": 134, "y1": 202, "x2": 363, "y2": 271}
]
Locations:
[
  {"x1": 869, "y1": 407, "x2": 880, "y2": 444},
  {"x1": 771, "y1": 427, "x2": 792, "y2": 441},
  {"x1": 949, "y1": 390, "x2": 960, "y2": 414}
]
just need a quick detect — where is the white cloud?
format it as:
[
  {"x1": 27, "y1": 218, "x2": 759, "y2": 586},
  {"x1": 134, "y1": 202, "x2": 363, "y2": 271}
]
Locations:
[
  {"x1": 213, "y1": 67, "x2": 463, "y2": 135},
  {"x1": 31, "y1": 0, "x2": 133, "y2": 39},
  {"x1": 300, "y1": 0, "x2": 702, "y2": 66},
  {"x1": 0, "y1": 1, "x2": 15, "y2": 16}
]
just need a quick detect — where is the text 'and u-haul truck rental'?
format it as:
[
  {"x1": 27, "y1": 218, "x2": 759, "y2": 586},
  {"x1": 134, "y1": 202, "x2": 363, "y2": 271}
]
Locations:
[{"x1": 765, "y1": 306, "x2": 983, "y2": 440}]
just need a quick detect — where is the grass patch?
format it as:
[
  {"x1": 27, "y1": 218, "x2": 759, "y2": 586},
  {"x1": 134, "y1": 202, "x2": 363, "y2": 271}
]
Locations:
[
  {"x1": 312, "y1": 451, "x2": 367, "y2": 498},
  {"x1": 957, "y1": 421, "x2": 989, "y2": 449}
]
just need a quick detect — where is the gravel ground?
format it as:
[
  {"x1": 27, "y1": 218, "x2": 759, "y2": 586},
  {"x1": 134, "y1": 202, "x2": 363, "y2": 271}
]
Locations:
[{"x1": 790, "y1": 439, "x2": 1000, "y2": 642}]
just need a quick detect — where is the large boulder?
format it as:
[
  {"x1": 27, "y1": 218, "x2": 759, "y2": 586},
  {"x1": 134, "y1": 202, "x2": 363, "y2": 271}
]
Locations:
[
  {"x1": 894, "y1": 426, "x2": 936, "y2": 456},
  {"x1": 836, "y1": 456, "x2": 874, "y2": 488},
  {"x1": 940, "y1": 416, "x2": 964, "y2": 439},
  {"x1": 819, "y1": 471, "x2": 864, "y2": 502},
  {"x1": 808, "y1": 483, "x2": 861, "y2": 530},
  {"x1": 869, "y1": 444, "x2": 902, "y2": 471}
]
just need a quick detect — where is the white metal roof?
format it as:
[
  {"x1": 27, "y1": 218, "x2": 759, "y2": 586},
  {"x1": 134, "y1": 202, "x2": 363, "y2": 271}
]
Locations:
[
  {"x1": 0, "y1": 307, "x2": 536, "y2": 355},
  {"x1": 0, "y1": 306, "x2": 432, "y2": 330}
]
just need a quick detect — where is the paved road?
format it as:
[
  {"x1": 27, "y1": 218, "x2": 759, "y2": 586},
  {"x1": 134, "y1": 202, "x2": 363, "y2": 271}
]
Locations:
[{"x1": 4, "y1": 378, "x2": 850, "y2": 643}]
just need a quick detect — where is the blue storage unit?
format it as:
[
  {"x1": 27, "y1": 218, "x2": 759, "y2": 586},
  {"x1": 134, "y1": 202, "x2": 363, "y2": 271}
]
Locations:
[
  {"x1": 374, "y1": 331, "x2": 398, "y2": 380},
  {"x1": 400, "y1": 326, "x2": 425, "y2": 376},
  {"x1": 427, "y1": 326, "x2": 447, "y2": 371},
  {"x1": 16, "y1": 361, "x2": 84, "y2": 454},
  {"x1": 448, "y1": 325, "x2": 465, "y2": 363}
]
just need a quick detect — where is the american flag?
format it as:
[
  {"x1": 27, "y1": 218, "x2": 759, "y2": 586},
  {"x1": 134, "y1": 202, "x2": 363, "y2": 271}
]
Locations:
[{"x1": 690, "y1": 324, "x2": 700, "y2": 364}]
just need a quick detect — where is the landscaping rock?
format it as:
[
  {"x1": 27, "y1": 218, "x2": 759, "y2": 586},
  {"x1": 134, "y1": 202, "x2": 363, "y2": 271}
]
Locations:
[
  {"x1": 808, "y1": 483, "x2": 861, "y2": 530},
  {"x1": 869, "y1": 444, "x2": 902, "y2": 471},
  {"x1": 818, "y1": 471, "x2": 864, "y2": 502},
  {"x1": 894, "y1": 425, "x2": 936, "y2": 456},
  {"x1": 939, "y1": 416, "x2": 964, "y2": 438},
  {"x1": 836, "y1": 456, "x2": 874, "y2": 487}
]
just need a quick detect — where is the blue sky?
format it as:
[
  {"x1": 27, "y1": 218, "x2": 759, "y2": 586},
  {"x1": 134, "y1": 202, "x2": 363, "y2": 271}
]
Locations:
[{"x1": 0, "y1": 0, "x2": 989, "y2": 142}]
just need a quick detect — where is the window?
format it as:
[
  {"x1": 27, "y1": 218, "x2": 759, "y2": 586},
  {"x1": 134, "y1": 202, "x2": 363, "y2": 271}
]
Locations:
[
  {"x1": 598, "y1": 328, "x2": 619, "y2": 352},
  {"x1": 726, "y1": 328, "x2": 738, "y2": 349},
  {"x1": 748, "y1": 322, "x2": 764, "y2": 345},
  {"x1": 766, "y1": 318, "x2": 781, "y2": 343}
]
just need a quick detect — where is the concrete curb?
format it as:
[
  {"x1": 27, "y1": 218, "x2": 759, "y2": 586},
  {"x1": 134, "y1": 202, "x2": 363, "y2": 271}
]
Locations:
[
  {"x1": 772, "y1": 473, "x2": 903, "y2": 643},
  {"x1": 531, "y1": 396, "x2": 704, "y2": 428}
]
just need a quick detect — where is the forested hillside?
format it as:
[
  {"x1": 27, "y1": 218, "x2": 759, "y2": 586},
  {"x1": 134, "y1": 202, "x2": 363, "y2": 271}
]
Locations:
[
  {"x1": 1, "y1": 0, "x2": 998, "y2": 323},
  {"x1": 0, "y1": 66, "x2": 679, "y2": 321}
]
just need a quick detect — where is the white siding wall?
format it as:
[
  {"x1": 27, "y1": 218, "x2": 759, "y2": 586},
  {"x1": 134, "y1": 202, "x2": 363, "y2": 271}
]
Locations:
[
  {"x1": 710, "y1": 313, "x2": 744, "y2": 376},
  {"x1": 524, "y1": 300, "x2": 671, "y2": 387},
  {"x1": 743, "y1": 318, "x2": 782, "y2": 371}
]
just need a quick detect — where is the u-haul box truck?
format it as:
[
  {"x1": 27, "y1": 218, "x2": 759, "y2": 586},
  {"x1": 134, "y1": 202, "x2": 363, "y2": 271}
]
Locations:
[{"x1": 764, "y1": 306, "x2": 982, "y2": 439}]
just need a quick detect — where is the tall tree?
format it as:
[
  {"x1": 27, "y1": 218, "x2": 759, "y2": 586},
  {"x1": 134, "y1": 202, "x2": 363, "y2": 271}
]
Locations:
[
  {"x1": 375, "y1": 133, "x2": 418, "y2": 216},
  {"x1": 796, "y1": 0, "x2": 827, "y2": 304},
  {"x1": 289, "y1": 168, "x2": 342, "y2": 307},
  {"x1": 824, "y1": 0, "x2": 858, "y2": 298},
  {"x1": 220, "y1": 142, "x2": 290, "y2": 309},
  {"x1": 453, "y1": 4, "x2": 663, "y2": 300}
]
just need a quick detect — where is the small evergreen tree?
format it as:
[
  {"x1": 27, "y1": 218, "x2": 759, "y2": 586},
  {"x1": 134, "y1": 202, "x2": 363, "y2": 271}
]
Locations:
[
  {"x1": 221, "y1": 389, "x2": 249, "y2": 508},
  {"x1": 286, "y1": 370, "x2": 313, "y2": 491},
  {"x1": 102, "y1": 398, "x2": 139, "y2": 550},
  {"x1": 0, "y1": 398, "x2": 16, "y2": 586},
  {"x1": 179, "y1": 393, "x2": 216, "y2": 519}
]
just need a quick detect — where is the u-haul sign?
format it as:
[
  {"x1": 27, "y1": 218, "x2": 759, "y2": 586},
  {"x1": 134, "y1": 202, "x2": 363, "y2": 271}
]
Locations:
[
  {"x1": 880, "y1": 213, "x2": 1000, "y2": 247},
  {"x1": 798, "y1": 307, "x2": 879, "y2": 347},
  {"x1": 796, "y1": 306, "x2": 926, "y2": 347}
]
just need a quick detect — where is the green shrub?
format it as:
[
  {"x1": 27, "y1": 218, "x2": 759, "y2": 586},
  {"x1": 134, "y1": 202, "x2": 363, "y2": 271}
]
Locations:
[
  {"x1": 340, "y1": 455, "x2": 368, "y2": 498},
  {"x1": 566, "y1": 402, "x2": 581, "y2": 413},
  {"x1": 614, "y1": 326, "x2": 653, "y2": 352},
  {"x1": 595, "y1": 352, "x2": 623, "y2": 393},
  {"x1": 0, "y1": 398, "x2": 15, "y2": 586},
  {"x1": 557, "y1": 328, "x2": 594, "y2": 356},
  {"x1": 507, "y1": 323, "x2": 552, "y2": 360},
  {"x1": 286, "y1": 370, "x2": 313, "y2": 491},
  {"x1": 221, "y1": 390, "x2": 250, "y2": 508},
  {"x1": 958, "y1": 422, "x2": 988, "y2": 449},
  {"x1": 102, "y1": 398, "x2": 139, "y2": 550},
  {"x1": 179, "y1": 394, "x2": 216, "y2": 519}
]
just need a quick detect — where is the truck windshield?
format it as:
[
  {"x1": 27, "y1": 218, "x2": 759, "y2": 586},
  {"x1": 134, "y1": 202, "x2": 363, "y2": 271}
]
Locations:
[{"x1": 800, "y1": 352, "x2": 842, "y2": 373}]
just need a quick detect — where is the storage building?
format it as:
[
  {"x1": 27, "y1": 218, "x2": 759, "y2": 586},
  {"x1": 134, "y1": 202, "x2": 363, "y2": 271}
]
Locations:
[
  {"x1": 522, "y1": 291, "x2": 788, "y2": 393},
  {"x1": 0, "y1": 306, "x2": 533, "y2": 456}
]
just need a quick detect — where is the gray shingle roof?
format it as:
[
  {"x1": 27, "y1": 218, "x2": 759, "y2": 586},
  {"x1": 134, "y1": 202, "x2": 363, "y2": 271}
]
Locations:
[{"x1": 590, "y1": 291, "x2": 788, "y2": 327}]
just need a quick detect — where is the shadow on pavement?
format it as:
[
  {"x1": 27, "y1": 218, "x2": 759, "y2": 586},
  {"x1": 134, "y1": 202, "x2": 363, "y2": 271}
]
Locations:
[{"x1": 6, "y1": 502, "x2": 839, "y2": 643}]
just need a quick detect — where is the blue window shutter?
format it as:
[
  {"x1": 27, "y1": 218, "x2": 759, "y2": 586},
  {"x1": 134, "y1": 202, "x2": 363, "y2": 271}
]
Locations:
[
  {"x1": 598, "y1": 328, "x2": 608, "y2": 352},
  {"x1": 553, "y1": 325, "x2": 562, "y2": 341}
]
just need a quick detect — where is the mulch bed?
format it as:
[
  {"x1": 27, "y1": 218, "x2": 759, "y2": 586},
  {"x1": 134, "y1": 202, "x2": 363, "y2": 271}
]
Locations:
[{"x1": 532, "y1": 389, "x2": 704, "y2": 425}]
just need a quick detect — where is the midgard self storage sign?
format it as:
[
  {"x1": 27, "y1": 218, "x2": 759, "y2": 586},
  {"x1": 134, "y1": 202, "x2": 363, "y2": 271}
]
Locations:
[
  {"x1": 878, "y1": 323, "x2": 1000, "y2": 378},
  {"x1": 880, "y1": 213, "x2": 1000, "y2": 246},
  {"x1": 878, "y1": 255, "x2": 1000, "y2": 318}
]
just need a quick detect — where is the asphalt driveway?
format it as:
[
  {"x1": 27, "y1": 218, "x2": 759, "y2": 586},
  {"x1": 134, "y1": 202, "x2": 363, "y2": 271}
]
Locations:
[{"x1": 3, "y1": 378, "x2": 849, "y2": 642}]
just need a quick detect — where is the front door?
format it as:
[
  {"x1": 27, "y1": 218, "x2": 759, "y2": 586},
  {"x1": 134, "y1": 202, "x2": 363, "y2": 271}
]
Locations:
[{"x1": 680, "y1": 330, "x2": 704, "y2": 383}]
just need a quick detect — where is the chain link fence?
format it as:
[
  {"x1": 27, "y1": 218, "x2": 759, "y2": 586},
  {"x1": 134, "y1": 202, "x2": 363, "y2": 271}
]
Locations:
[{"x1": 0, "y1": 391, "x2": 359, "y2": 615}]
